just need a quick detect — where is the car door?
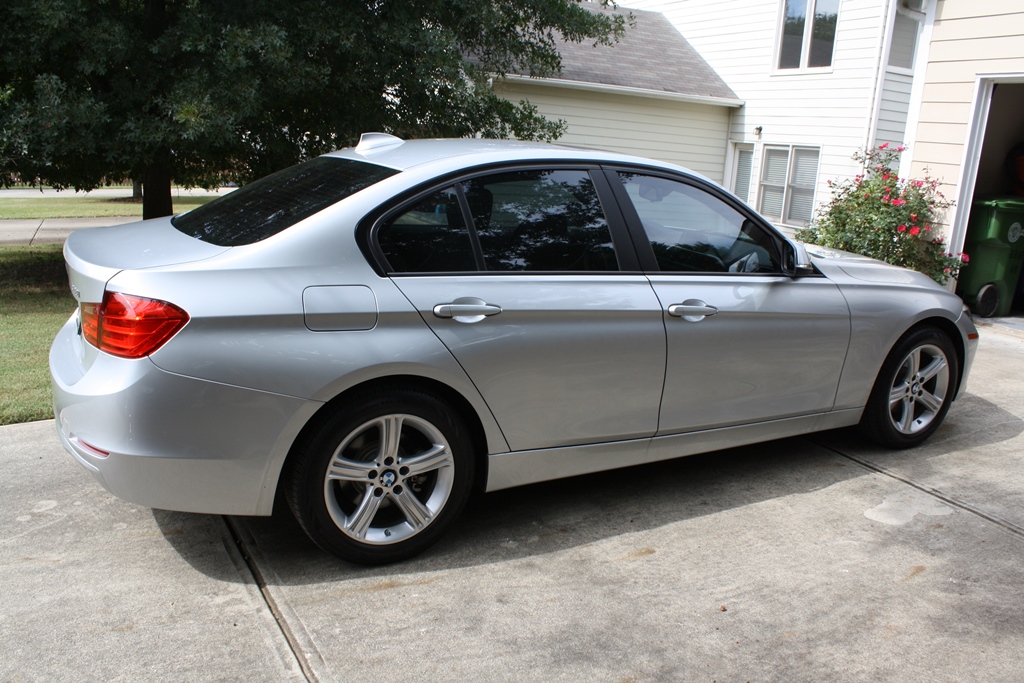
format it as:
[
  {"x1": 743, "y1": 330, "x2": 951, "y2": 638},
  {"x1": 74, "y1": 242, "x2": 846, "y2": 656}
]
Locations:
[
  {"x1": 606, "y1": 168, "x2": 851, "y2": 435},
  {"x1": 373, "y1": 166, "x2": 667, "y2": 452}
]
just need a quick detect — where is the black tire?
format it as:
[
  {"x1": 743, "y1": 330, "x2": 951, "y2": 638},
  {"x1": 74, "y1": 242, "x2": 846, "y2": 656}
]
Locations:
[
  {"x1": 860, "y1": 326, "x2": 959, "y2": 449},
  {"x1": 285, "y1": 388, "x2": 475, "y2": 564}
]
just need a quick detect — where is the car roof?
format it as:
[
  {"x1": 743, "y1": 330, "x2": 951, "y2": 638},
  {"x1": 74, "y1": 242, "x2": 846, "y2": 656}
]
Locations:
[{"x1": 323, "y1": 134, "x2": 696, "y2": 179}]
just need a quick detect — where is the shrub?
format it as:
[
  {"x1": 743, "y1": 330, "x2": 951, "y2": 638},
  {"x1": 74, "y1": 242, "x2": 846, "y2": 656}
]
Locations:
[{"x1": 796, "y1": 143, "x2": 967, "y2": 285}]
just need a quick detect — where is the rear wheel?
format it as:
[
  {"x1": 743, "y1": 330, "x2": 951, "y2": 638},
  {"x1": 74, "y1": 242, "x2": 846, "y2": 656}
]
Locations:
[
  {"x1": 286, "y1": 389, "x2": 475, "y2": 564},
  {"x1": 860, "y1": 326, "x2": 958, "y2": 448}
]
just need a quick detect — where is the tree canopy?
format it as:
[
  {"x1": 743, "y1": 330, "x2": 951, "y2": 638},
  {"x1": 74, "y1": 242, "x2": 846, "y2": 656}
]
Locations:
[{"x1": 0, "y1": 0, "x2": 625, "y2": 217}]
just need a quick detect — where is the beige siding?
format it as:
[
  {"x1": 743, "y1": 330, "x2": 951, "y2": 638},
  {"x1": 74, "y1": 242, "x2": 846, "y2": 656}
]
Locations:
[
  {"x1": 494, "y1": 81, "x2": 732, "y2": 183},
  {"x1": 908, "y1": 0, "x2": 1024, "y2": 186}
]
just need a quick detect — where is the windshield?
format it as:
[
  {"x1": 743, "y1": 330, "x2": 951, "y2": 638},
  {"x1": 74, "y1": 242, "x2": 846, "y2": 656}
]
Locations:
[{"x1": 172, "y1": 157, "x2": 399, "y2": 246}]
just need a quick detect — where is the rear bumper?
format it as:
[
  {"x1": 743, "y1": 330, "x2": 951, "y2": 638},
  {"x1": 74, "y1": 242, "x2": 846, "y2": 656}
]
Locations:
[{"x1": 50, "y1": 316, "x2": 316, "y2": 516}]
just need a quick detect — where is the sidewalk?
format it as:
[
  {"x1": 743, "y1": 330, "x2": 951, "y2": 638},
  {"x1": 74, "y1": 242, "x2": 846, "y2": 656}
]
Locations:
[{"x1": 0, "y1": 216, "x2": 139, "y2": 246}]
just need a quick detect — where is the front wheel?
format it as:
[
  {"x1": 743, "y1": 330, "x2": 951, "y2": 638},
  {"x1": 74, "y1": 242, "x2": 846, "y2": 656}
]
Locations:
[
  {"x1": 860, "y1": 326, "x2": 959, "y2": 448},
  {"x1": 285, "y1": 389, "x2": 475, "y2": 564}
]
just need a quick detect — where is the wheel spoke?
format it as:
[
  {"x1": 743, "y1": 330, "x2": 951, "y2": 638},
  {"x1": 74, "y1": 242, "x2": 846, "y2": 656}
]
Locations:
[
  {"x1": 897, "y1": 398, "x2": 915, "y2": 432},
  {"x1": 906, "y1": 348, "x2": 921, "y2": 377},
  {"x1": 390, "y1": 489, "x2": 433, "y2": 529},
  {"x1": 918, "y1": 356, "x2": 947, "y2": 383},
  {"x1": 327, "y1": 457, "x2": 376, "y2": 482},
  {"x1": 918, "y1": 389, "x2": 944, "y2": 414},
  {"x1": 889, "y1": 383, "x2": 909, "y2": 408},
  {"x1": 378, "y1": 416, "x2": 404, "y2": 462},
  {"x1": 401, "y1": 443, "x2": 452, "y2": 476},
  {"x1": 346, "y1": 486, "x2": 383, "y2": 539}
]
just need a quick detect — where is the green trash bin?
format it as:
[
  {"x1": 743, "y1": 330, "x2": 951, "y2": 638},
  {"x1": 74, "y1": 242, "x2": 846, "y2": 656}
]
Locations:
[{"x1": 956, "y1": 198, "x2": 1024, "y2": 317}]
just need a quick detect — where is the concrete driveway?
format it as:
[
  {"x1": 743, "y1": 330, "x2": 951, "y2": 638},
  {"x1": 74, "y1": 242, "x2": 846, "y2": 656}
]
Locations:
[{"x1": 3, "y1": 328, "x2": 1023, "y2": 682}]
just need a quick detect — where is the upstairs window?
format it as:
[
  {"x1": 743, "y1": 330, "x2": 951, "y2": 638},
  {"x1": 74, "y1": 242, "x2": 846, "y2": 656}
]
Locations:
[{"x1": 777, "y1": 0, "x2": 840, "y2": 70}]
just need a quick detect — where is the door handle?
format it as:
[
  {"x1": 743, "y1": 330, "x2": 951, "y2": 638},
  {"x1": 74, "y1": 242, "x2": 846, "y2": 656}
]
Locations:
[
  {"x1": 432, "y1": 297, "x2": 502, "y2": 322},
  {"x1": 668, "y1": 300, "x2": 718, "y2": 322}
]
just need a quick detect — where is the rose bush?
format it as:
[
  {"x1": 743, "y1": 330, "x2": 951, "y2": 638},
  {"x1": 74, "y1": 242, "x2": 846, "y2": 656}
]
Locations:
[{"x1": 796, "y1": 144, "x2": 967, "y2": 285}]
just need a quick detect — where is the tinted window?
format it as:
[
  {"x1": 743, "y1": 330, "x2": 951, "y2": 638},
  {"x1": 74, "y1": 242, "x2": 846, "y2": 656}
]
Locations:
[
  {"x1": 466, "y1": 169, "x2": 617, "y2": 272},
  {"x1": 377, "y1": 187, "x2": 477, "y2": 272},
  {"x1": 172, "y1": 158, "x2": 398, "y2": 246},
  {"x1": 618, "y1": 173, "x2": 780, "y2": 273}
]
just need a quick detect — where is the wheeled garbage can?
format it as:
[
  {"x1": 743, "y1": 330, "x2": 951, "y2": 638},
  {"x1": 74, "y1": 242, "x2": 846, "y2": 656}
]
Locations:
[{"x1": 956, "y1": 198, "x2": 1024, "y2": 317}]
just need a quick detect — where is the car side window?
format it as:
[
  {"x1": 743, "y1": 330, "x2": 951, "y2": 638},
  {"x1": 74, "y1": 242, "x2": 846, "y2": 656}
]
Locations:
[
  {"x1": 465, "y1": 169, "x2": 618, "y2": 272},
  {"x1": 377, "y1": 187, "x2": 477, "y2": 272},
  {"x1": 617, "y1": 172, "x2": 780, "y2": 274}
]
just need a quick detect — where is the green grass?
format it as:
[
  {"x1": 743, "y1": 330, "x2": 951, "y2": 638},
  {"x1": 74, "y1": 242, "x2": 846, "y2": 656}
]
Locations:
[
  {"x1": 0, "y1": 245, "x2": 76, "y2": 425},
  {"x1": 0, "y1": 195, "x2": 215, "y2": 219}
]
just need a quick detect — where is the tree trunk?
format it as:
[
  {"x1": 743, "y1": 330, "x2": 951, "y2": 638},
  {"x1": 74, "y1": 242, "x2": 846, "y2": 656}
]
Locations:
[
  {"x1": 132, "y1": 179, "x2": 143, "y2": 199},
  {"x1": 142, "y1": 165, "x2": 173, "y2": 219}
]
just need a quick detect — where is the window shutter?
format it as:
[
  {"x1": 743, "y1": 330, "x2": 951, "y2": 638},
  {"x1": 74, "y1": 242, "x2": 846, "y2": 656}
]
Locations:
[
  {"x1": 734, "y1": 148, "x2": 753, "y2": 202},
  {"x1": 786, "y1": 148, "x2": 820, "y2": 225}
]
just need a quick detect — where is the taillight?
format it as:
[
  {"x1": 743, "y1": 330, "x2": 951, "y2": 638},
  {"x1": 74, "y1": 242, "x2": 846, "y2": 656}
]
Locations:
[{"x1": 81, "y1": 292, "x2": 190, "y2": 359}]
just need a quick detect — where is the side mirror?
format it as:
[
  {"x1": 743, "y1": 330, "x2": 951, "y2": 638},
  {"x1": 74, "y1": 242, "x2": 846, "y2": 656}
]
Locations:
[{"x1": 781, "y1": 240, "x2": 816, "y2": 277}]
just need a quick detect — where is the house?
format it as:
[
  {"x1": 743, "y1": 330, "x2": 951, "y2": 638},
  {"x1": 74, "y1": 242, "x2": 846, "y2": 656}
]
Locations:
[
  {"x1": 900, "y1": 0, "x2": 1024, "y2": 263},
  {"x1": 625, "y1": 0, "x2": 932, "y2": 236},
  {"x1": 491, "y1": 4, "x2": 742, "y2": 185}
]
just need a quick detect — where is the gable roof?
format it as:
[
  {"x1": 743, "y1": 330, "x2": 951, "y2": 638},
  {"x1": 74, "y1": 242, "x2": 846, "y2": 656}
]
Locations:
[{"x1": 503, "y1": 3, "x2": 741, "y2": 107}]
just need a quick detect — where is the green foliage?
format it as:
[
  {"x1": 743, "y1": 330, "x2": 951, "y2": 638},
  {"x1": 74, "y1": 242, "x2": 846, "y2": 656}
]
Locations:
[
  {"x1": 0, "y1": 0, "x2": 626, "y2": 215},
  {"x1": 797, "y1": 144, "x2": 968, "y2": 285}
]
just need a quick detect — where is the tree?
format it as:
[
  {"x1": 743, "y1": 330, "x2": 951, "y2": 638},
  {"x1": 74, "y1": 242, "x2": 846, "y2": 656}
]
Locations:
[{"x1": 0, "y1": 0, "x2": 625, "y2": 218}]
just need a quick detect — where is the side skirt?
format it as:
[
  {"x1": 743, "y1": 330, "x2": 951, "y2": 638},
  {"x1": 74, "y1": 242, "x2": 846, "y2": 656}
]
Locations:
[{"x1": 484, "y1": 409, "x2": 863, "y2": 492}]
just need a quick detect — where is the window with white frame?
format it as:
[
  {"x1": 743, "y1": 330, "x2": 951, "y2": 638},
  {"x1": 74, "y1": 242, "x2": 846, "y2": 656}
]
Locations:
[
  {"x1": 758, "y1": 146, "x2": 820, "y2": 227},
  {"x1": 777, "y1": 0, "x2": 840, "y2": 70}
]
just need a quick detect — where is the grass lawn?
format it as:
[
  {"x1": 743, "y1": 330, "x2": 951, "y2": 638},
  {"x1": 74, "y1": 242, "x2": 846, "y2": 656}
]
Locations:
[
  {"x1": 0, "y1": 245, "x2": 76, "y2": 425},
  {"x1": 0, "y1": 195, "x2": 215, "y2": 219}
]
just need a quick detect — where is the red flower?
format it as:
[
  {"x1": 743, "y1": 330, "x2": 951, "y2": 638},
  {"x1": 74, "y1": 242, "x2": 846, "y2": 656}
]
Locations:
[
  {"x1": 897, "y1": 146, "x2": 906, "y2": 152},
  {"x1": 910, "y1": 213, "x2": 918, "y2": 222},
  {"x1": 961, "y1": 253, "x2": 970, "y2": 263},
  {"x1": 898, "y1": 224, "x2": 907, "y2": 232},
  {"x1": 879, "y1": 142, "x2": 890, "y2": 149},
  {"x1": 909, "y1": 226, "x2": 920, "y2": 236},
  {"x1": 892, "y1": 198, "x2": 906, "y2": 206}
]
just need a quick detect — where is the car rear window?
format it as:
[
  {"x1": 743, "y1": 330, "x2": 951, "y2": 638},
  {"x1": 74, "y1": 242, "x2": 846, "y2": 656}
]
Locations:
[{"x1": 171, "y1": 157, "x2": 399, "y2": 246}]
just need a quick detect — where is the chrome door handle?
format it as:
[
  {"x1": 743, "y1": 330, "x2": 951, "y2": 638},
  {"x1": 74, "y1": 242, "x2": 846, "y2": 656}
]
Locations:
[
  {"x1": 432, "y1": 297, "x2": 502, "y2": 322},
  {"x1": 668, "y1": 300, "x2": 718, "y2": 322}
]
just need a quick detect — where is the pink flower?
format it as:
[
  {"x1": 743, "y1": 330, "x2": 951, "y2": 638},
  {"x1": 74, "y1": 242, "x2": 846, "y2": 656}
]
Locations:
[
  {"x1": 897, "y1": 224, "x2": 907, "y2": 232},
  {"x1": 892, "y1": 198, "x2": 906, "y2": 206},
  {"x1": 912, "y1": 180, "x2": 924, "y2": 188},
  {"x1": 961, "y1": 253, "x2": 970, "y2": 263},
  {"x1": 882, "y1": 173, "x2": 891, "y2": 181},
  {"x1": 910, "y1": 226, "x2": 920, "y2": 236},
  {"x1": 897, "y1": 146, "x2": 906, "y2": 152},
  {"x1": 910, "y1": 213, "x2": 918, "y2": 222},
  {"x1": 879, "y1": 142, "x2": 890, "y2": 149}
]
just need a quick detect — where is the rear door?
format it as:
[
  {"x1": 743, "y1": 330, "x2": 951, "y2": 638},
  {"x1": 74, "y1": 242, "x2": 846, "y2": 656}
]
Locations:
[
  {"x1": 373, "y1": 166, "x2": 666, "y2": 452},
  {"x1": 605, "y1": 168, "x2": 851, "y2": 435}
]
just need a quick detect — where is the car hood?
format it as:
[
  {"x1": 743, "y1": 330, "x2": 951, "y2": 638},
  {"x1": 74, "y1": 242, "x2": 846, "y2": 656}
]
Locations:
[
  {"x1": 64, "y1": 217, "x2": 228, "y2": 303},
  {"x1": 800, "y1": 242, "x2": 940, "y2": 288}
]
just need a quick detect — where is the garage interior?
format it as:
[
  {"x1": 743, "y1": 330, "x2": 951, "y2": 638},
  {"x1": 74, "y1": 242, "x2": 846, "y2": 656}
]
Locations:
[{"x1": 962, "y1": 82, "x2": 1024, "y2": 321}]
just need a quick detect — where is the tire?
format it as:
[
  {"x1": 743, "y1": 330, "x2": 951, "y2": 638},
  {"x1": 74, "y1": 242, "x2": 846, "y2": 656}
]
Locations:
[
  {"x1": 285, "y1": 388, "x2": 475, "y2": 564},
  {"x1": 860, "y1": 326, "x2": 959, "y2": 449}
]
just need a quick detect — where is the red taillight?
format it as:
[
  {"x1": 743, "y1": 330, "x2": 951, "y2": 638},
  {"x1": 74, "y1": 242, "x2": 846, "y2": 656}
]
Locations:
[{"x1": 81, "y1": 292, "x2": 190, "y2": 359}]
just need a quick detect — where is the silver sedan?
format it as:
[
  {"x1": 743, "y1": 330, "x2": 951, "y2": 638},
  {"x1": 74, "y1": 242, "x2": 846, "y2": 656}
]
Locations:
[{"x1": 50, "y1": 134, "x2": 978, "y2": 564}]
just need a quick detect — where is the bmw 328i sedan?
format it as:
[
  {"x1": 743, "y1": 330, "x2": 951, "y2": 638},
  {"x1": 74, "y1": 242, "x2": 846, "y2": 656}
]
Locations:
[{"x1": 51, "y1": 134, "x2": 978, "y2": 564}]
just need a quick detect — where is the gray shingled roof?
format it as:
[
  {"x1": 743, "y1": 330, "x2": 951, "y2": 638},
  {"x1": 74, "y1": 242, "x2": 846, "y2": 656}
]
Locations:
[{"x1": 531, "y1": 3, "x2": 738, "y2": 102}]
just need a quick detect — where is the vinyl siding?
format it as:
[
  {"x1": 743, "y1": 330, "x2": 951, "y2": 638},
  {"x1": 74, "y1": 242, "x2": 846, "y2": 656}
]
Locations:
[
  {"x1": 907, "y1": 1, "x2": 1024, "y2": 185},
  {"x1": 493, "y1": 81, "x2": 733, "y2": 183},
  {"x1": 632, "y1": 0, "x2": 891, "y2": 226},
  {"x1": 875, "y1": 70, "x2": 914, "y2": 147}
]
